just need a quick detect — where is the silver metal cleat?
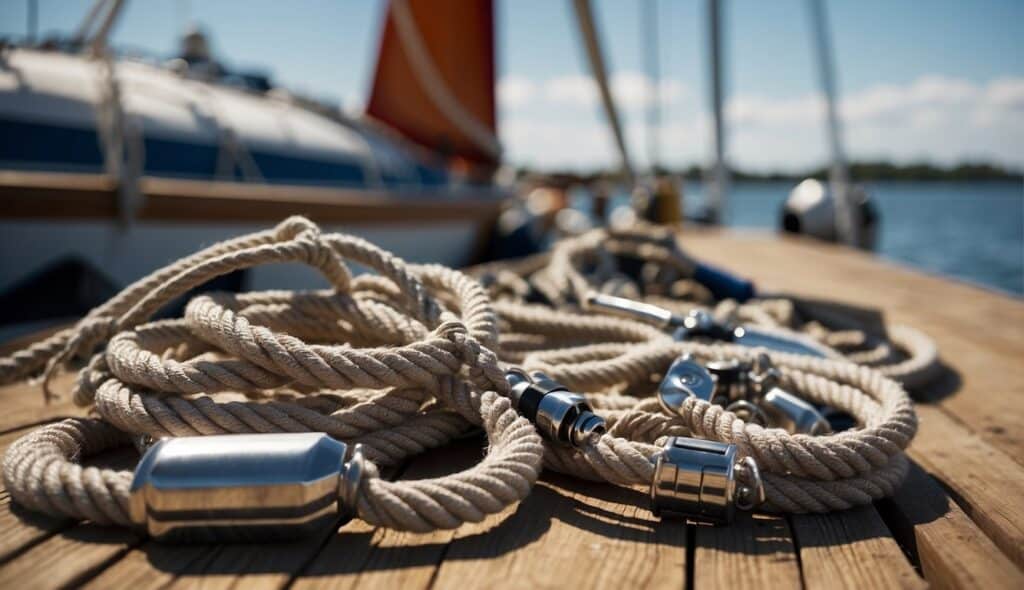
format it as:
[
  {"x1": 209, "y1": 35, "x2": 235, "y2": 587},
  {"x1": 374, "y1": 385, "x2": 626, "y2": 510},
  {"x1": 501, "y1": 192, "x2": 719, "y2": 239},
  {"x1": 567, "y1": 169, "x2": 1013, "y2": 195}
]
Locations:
[
  {"x1": 650, "y1": 436, "x2": 764, "y2": 524},
  {"x1": 506, "y1": 369, "x2": 606, "y2": 446},
  {"x1": 761, "y1": 388, "x2": 832, "y2": 435},
  {"x1": 131, "y1": 432, "x2": 364, "y2": 543}
]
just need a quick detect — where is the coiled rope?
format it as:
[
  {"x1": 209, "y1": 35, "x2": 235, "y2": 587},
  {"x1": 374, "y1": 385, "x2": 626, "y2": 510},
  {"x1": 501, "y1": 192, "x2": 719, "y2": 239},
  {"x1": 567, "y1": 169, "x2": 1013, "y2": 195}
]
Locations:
[
  {"x1": 1, "y1": 217, "x2": 920, "y2": 535},
  {"x1": 477, "y1": 223, "x2": 942, "y2": 390}
]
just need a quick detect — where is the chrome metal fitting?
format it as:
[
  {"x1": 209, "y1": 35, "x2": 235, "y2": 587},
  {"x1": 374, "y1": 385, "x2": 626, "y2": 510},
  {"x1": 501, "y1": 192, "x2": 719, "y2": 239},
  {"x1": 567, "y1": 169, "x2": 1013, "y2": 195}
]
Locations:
[
  {"x1": 131, "y1": 432, "x2": 364, "y2": 543},
  {"x1": 725, "y1": 399, "x2": 768, "y2": 426},
  {"x1": 650, "y1": 436, "x2": 764, "y2": 524},
  {"x1": 657, "y1": 356, "x2": 716, "y2": 415},
  {"x1": 505, "y1": 369, "x2": 606, "y2": 446},
  {"x1": 671, "y1": 309, "x2": 734, "y2": 342},
  {"x1": 585, "y1": 292, "x2": 679, "y2": 329},
  {"x1": 761, "y1": 388, "x2": 832, "y2": 435},
  {"x1": 704, "y1": 358, "x2": 749, "y2": 404}
]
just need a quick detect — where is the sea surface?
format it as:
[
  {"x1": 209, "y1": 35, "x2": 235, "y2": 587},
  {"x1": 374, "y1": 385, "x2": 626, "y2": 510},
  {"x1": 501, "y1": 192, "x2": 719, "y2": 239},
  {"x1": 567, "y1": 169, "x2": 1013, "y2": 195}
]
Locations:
[{"x1": 604, "y1": 181, "x2": 1023, "y2": 296}]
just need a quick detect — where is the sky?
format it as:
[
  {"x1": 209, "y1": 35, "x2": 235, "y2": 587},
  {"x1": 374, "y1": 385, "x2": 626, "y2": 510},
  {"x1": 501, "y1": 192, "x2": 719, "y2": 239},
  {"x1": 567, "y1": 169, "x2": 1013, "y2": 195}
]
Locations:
[{"x1": 2, "y1": 0, "x2": 1022, "y2": 172}]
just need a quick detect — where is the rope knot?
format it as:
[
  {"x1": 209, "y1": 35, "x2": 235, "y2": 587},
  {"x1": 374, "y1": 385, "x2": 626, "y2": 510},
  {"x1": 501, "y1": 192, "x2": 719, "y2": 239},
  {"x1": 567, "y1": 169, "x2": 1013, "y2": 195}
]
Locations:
[{"x1": 273, "y1": 216, "x2": 320, "y2": 241}]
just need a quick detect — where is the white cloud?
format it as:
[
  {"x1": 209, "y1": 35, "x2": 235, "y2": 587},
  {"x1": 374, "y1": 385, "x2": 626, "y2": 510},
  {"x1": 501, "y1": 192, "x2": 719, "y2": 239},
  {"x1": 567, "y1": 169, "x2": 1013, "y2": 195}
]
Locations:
[
  {"x1": 500, "y1": 71, "x2": 688, "y2": 111},
  {"x1": 498, "y1": 74, "x2": 1024, "y2": 171},
  {"x1": 497, "y1": 75, "x2": 537, "y2": 109},
  {"x1": 543, "y1": 74, "x2": 598, "y2": 106}
]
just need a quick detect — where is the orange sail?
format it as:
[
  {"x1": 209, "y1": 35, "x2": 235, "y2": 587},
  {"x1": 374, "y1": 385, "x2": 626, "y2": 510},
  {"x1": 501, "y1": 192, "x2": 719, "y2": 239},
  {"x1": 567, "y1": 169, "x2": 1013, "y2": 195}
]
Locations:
[{"x1": 366, "y1": 0, "x2": 499, "y2": 169}]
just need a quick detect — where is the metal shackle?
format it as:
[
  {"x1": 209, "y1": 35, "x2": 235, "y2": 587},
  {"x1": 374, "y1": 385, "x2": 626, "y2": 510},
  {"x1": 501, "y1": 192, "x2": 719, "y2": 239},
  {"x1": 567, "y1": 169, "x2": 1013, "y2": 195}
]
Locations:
[
  {"x1": 650, "y1": 436, "x2": 763, "y2": 524},
  {"x1": 505, "y1": 368, "x2": 606, "y2": 446},
  {"x1": 657, "y1": 355, "x2": 716, "y2": 415},
  {"x1": 130, "y1": 432, "x2": 364, "y2": 543}
]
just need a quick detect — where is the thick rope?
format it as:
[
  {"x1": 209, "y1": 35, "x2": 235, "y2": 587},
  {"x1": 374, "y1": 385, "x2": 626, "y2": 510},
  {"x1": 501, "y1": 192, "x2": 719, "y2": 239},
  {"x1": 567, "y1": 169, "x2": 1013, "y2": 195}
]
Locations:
[{"x1": 2, "y1": 217, "x2": 923, "y2": 536}]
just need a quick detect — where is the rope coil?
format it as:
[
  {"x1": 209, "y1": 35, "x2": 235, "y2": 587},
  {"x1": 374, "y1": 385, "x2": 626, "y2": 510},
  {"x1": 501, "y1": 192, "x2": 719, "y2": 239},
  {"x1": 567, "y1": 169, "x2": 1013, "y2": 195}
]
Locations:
[{"x1": 1, "y1": 217, "x2": 923, "y2": 536}]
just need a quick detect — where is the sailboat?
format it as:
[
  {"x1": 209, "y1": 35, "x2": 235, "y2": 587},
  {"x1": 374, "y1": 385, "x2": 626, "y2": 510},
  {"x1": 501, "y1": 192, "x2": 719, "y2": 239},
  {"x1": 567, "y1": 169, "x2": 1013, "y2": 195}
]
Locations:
[{"x1": 0, "y1": 0, "x2": 506, "y2": 303}]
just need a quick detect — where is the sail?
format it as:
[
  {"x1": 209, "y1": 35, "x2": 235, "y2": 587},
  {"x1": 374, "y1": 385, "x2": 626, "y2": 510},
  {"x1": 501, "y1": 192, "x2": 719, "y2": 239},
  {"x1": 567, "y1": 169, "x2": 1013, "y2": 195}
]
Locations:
[{"x1": 366, "y1": 0, "x2": 499, "y2": 167}]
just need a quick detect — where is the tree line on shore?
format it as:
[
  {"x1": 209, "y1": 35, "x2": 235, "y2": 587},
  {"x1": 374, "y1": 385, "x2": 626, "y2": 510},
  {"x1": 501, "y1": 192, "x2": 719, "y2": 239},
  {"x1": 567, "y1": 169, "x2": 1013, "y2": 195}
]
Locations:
[{"x1": 518, "y1": 161, "x2": 1022, "y2": 186}]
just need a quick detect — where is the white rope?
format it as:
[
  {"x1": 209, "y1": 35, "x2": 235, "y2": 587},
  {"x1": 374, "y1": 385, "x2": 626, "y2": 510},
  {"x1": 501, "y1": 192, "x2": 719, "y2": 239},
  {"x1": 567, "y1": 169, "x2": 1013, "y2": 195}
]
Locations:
[{"x1": 0, "y1": 217, "x2": 921, "y2": 537}]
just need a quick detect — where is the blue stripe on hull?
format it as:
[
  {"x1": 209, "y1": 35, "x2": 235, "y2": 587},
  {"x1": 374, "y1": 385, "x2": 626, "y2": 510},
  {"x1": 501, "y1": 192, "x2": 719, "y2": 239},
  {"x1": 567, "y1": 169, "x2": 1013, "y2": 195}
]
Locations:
[{"x1": 0, "y1": 117, "x2": 450, "y2": 189}]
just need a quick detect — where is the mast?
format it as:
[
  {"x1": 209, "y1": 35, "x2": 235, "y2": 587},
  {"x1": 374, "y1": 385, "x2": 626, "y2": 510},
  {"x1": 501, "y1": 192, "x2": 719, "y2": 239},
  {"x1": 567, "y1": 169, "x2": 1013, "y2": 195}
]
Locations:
[
  {"x1": 706, "y1": 0, "x2": 727, "y2": 224},
  {"x1": 27, "y1": 0, "x2": 37, "y2": 43},
  {"x1": 807, "y1": 0, "x2": 858, "y2": 246},
  {"x1": 642, "y1": 0, "x2": 660, "y2": 172},
  {"x1": 571, "y1": 0, "x2": 635, "y2": 186}
]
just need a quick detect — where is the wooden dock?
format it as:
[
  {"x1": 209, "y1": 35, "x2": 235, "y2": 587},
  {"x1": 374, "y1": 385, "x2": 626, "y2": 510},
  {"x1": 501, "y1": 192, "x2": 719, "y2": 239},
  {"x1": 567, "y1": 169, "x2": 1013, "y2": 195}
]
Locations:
[{"x1": 0, "y1": 230, "x2": 1021, "y2": 589}]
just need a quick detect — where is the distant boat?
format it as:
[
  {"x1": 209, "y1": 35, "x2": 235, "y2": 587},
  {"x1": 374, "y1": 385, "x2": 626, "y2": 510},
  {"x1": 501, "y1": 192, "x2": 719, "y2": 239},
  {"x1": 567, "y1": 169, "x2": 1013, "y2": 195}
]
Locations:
[{"x1": 0, "y1": 0, "x2": 505, "y2": 306}]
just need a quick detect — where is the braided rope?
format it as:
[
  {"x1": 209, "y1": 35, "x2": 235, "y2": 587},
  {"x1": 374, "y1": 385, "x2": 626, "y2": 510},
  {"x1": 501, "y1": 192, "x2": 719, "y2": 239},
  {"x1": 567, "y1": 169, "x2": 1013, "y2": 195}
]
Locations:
[{"x1": 1, "y1": 217, "x2": 924, "y2": 536}]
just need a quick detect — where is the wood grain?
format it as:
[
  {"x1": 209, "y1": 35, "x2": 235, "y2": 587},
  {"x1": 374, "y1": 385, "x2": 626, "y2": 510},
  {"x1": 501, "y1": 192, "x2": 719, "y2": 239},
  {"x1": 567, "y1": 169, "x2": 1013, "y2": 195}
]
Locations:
[
  {"x1": 693, "y1": 513, "x2": 802, "y2": 590},
  {"x1": 908, "y1": 404, "x2": 1024, "y2": 568},
  {"x1": 0, "y1": 524, "x2": 141, "y2": 588},
  {"x1": 882, "y1": 461, "x2": 1024, "y2": 590},
  {"x1": 430, "y1": 476, "x2": 686, "y2": 590},
  {"x1": 0, "y1": 170, "x2": 506, "y2": 225},
  {"x1": 0, "y1": 372, "x2": 83, "y2": 433},
  {"x1": 791, "y1": 507, "x2": 926, "y2": 590}
]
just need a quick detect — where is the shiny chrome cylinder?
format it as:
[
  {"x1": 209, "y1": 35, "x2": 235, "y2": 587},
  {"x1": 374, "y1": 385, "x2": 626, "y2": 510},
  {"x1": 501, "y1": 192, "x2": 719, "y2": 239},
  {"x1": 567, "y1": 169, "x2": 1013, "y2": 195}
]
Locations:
[
  {"x1": 131, "y1": 433, "x2": 356, "y2": 543},
  {"x1": 762, "y1": 389, "x2": 832, "y2": 435},
  {"x1": 731, "y1": 325, "x2": 831, "y2": 358},
  {"x1": 505, "y1": 369, "x2": 605, "y2": 446},
  {"x1": 650, "y1": 436, "x2": 738, "y2": 524},
  {"x1": 586, "y1": 292, "x2": 677, "y2": 328}
]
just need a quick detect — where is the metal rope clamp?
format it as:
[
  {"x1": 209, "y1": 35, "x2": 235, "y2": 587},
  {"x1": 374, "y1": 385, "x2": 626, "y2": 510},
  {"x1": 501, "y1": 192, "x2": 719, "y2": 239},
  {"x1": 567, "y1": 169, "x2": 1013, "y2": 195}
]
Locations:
[
  {"x1": 505, "y1": 368, "x2": 606, "y2": 446},
  {"x1": 130, "y1": 432, "x2": 365, "y2": 543},
  {"x1": 650, "y1": 436, "x2": 765, "y2": 524}
]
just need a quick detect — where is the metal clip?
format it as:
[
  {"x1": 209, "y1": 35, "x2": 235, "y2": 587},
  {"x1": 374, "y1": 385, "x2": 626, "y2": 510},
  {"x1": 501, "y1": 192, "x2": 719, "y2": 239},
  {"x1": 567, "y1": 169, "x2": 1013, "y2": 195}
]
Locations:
[
  {"x1": 657, "y1": 356, "x2": 716, "y2": 415},
  {"x1": 506, "y1": 369, "x2": 606, "y2": 446},
  {"x1": 761, "y1": 388, "x2": 832, "y2": 435},
  {"x1": 650, "y1": 436, "x2": 764, "y2": 524},
  {"x1": 130, "y1": 432, "x2": 365, "y2": 543}
]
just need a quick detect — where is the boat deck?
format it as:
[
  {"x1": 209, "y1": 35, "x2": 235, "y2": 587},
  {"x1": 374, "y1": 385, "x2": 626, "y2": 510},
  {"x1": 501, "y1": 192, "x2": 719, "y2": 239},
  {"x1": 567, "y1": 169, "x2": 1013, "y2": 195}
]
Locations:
[{"x1": 0, "y1": 230, "x2": 1021, "y2": 589}]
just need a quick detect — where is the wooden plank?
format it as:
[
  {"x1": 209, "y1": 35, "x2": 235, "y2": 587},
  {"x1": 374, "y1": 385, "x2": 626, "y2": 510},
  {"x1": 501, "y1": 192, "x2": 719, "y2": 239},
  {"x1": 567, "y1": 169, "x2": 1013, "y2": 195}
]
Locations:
[
  {"x1": 881, "y1": 461, "x2": 1024, "y2": 590},
  {"x1": 683, "y1": 231, "x2": 1024, "y2": 461},
  {"x1": 293, "y1": 443, "x2": 481, "y2": 590},
  {"x1": 0, "y1": 372, "x2": 83, "y2": 433},
  {"x1": 429, "y1": 475, "x2": 686, "y2": 590},
  {"x1": 791, "y1": 506, "x2": 926, "y2": 590},
  {"x1": 0, "y1": 170, "x2": 506, "y2": 225},
  {"x1": 0, "y1": 524, "x2": 142, "y2": 588},
  {"x1": 0, "y1": 490, "x2": 74, "y2": 564},
  {"x1": 85, "y1": 534, "x2": 337, "y2": 590},
  {"x1": 693, "y1": 513, "x2": 802, "y2": 589},
  {"x1": 294, "y1": 440, "x2": 687, "y2": 590},
  {"x1": 908, "y1": 404, "x2": 1024, "y2": 568}
]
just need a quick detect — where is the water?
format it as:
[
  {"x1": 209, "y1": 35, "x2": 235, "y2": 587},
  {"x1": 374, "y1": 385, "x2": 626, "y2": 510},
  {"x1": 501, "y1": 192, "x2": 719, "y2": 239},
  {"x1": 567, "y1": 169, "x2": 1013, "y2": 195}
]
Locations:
[{"x1": 596, "y1": 181, "x2": 1024, "y2": 295}]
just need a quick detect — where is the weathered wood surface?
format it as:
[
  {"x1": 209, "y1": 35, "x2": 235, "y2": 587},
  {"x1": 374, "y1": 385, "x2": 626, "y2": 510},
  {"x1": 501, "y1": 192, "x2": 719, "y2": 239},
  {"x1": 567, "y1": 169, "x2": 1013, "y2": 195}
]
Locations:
[
  {"x1": 0, "y1": 171, "x2": 506, "y2": 225},
  {"x1": 0, "y1": 230, "x2": 1021, "y2": 588}
]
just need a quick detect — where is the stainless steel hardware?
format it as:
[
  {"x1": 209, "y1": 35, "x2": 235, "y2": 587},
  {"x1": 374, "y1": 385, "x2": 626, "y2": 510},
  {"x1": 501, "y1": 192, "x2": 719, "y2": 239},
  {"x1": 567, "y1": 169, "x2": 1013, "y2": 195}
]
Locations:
[
  {"x1": 506, "y1": 368, "x2": 606, "y2": 446},
  {"x1": 657, "y1": 356, "x2": 716, "y2": 415},
  {"x1": 650, "y1": 436, "x2": 764, "y2": 524},
  {"x1": 586, "y1": 293, "x2": 829, "y2": 358},
  {"x1": 761, "y1": 388, "x2": 832, "y2": 435},
  {"x1": 131, "y1": 432, "x2": 364, "y2": 543}
]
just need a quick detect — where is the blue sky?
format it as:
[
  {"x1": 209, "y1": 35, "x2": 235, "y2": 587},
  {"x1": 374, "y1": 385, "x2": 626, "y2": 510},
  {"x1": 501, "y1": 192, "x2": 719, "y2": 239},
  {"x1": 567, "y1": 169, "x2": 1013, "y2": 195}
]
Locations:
[{"x1": 3, "y1": 0, "x2": 1022, "y2": 171}]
